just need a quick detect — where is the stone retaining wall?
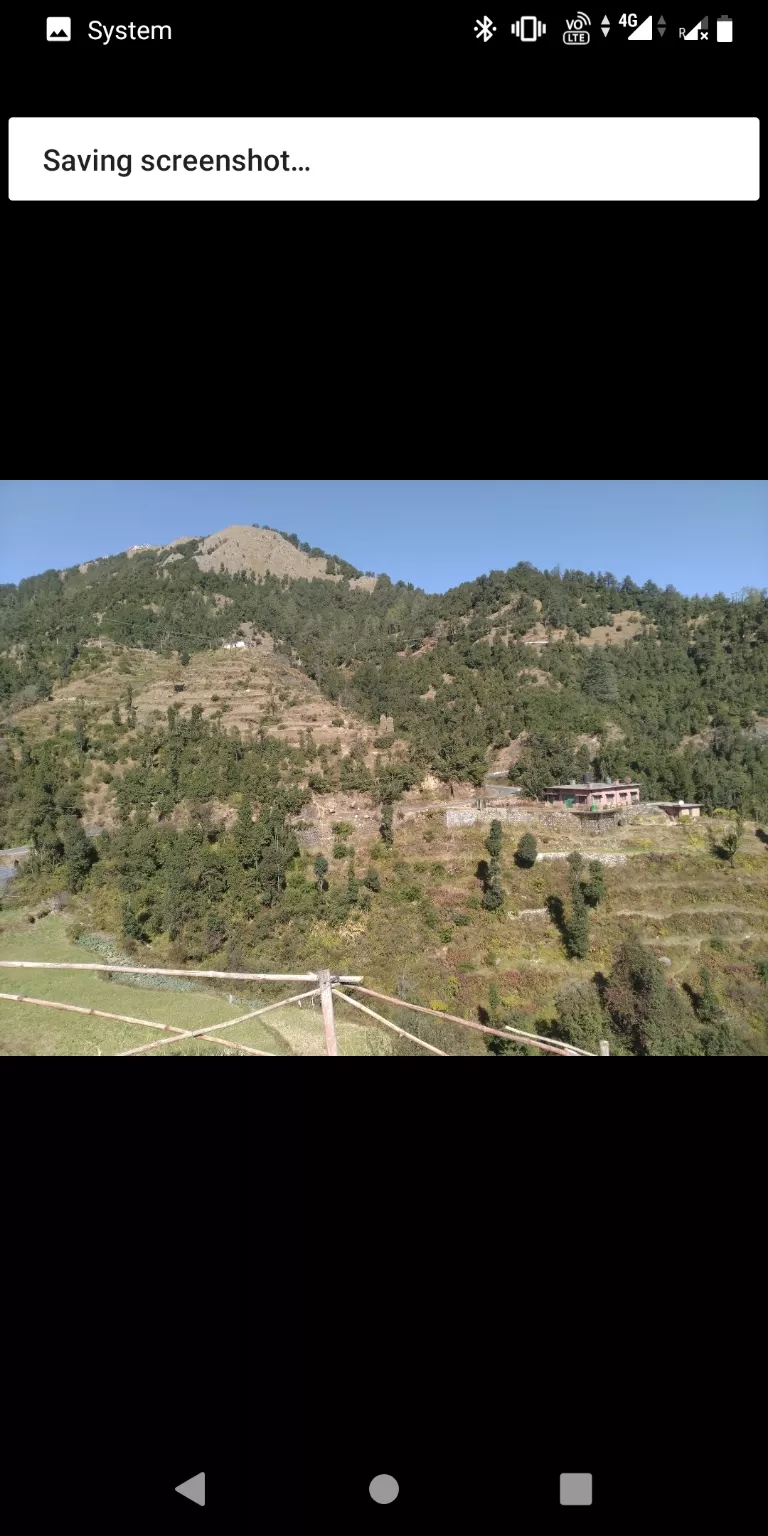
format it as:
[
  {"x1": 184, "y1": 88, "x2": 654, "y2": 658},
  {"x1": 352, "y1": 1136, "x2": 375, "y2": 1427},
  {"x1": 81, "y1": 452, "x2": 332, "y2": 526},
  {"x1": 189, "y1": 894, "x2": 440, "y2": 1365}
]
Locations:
[{"x1": 445, "y1": 807, "x2": 568, "y2": 829}]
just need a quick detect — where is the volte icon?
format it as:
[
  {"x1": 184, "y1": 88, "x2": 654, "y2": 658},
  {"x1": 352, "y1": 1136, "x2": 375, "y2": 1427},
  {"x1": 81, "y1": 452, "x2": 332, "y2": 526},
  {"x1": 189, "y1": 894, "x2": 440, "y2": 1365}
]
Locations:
[{"x1": 564, "y1": 12, "x2": 591, "y2": 44}]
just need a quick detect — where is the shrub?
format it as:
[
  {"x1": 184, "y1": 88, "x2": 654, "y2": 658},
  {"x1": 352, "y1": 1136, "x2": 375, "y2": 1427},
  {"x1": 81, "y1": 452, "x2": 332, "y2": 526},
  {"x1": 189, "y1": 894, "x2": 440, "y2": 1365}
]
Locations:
[
  {"x1": 439, "y1": 927, "x2": 453, "y2": 943},
  {"x1": 332, "y1": 842, "x2": 350, "y2": 859},
  {"x1": 331, "y1": 718, "x2": 344, "y2": 727},
  {"x1": 332, "y1": 821, "x2": 355, "y2": 837},
  {"x1": 428, "y1": 999, "x2": 448, "y2": 1012},
  {"x1": 362, "y1": 867, "x2": 381, "y2": 892},
  {"x1": 755, "y1": 958, "x2": 768, "y2": 984},
  {"x1": 516, "y1": 833, "x2": 538, "y2": 868},
  {"x1": 454, "y1": 913, "x2": 470, "y2": 926},
  {"x1": 709, "y1": 936, "x2": 727, "y2": 952}
]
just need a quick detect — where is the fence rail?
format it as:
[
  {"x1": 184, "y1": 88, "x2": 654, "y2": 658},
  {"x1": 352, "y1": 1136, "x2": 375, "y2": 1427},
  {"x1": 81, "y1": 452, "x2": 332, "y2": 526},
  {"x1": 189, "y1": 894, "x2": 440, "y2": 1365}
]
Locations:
[{"x1": 0, "y1": 962, "x2": 607, "y2": 1056}]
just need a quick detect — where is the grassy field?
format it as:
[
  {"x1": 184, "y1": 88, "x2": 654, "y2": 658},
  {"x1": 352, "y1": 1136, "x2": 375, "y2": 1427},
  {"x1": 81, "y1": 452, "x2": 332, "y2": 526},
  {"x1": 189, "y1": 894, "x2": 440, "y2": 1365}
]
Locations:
[{"x1": 0, "y1": 913, "x2": 382, "y2": 1056}]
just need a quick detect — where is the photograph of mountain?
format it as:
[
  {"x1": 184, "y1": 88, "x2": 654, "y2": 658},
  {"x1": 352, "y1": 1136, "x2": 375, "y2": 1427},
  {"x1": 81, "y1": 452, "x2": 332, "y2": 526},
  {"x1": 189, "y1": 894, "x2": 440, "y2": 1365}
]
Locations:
[{"x1": 1, "y1": 479, "x2": 766, "y2": 1055}]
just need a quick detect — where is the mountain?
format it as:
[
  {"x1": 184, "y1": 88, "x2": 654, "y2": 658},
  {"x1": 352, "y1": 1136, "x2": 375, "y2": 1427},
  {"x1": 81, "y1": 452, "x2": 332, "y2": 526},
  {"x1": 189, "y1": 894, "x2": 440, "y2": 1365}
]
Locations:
[{"x1": 125, "y1": 525, "x2": 378, "y2": 586}]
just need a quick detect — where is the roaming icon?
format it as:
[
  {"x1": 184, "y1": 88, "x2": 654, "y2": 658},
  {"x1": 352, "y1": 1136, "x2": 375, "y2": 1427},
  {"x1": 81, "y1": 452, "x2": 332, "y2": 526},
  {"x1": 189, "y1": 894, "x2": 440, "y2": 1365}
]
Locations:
[
  {"x1": 681, "y1": 16, "x2": 709, "y2": 37},
  {"x1": 564, "y1": 12, "x2": 591, "y2": 43},
  {"x1": 46, "y1": 16, "x2": 71, "y2": 40},
  {"x1": 511, "y1": 16, "x2": 547, "y2": 40},
  {"x1": 716, "y1": 14, "x2": 732, "y2": 40},
  {"x1": 474, "y1": 16, "x2": 497, "y2": 41}
]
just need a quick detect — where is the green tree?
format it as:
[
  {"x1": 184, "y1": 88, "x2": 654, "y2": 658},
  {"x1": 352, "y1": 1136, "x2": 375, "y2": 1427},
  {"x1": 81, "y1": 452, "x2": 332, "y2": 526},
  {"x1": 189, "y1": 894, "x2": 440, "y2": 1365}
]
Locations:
[
  {"x1": 313, "y1": 853, "x2": 328, "y2": 893},
  {"x1": 111, "y1": 702, "x2": 122, "y2": 729},
  {"x1": 605, "y1": 931, "x2": 699, "y2": 1055},
  {"x1": 514, "y1": 731, "x2": 575, "y2": 800},
  {"x1": 719, "y1": 812, "x2": 743, "y2": 864},
  {"x1": 486, "y1": 820, "x2": 503, "y2": 859},
  {"x1": 584, "y1": 649, "x2": 619, "y2": 702},
  {"x1": 582, "y1": 860, "x2": 606, "y2": 907},
  {"x1": 362, "y1": 866, "x2": 381, "y2": 892},
  {"x1": 62, "y1": 817, "x2": 96, "y2": 892},
  {"x1": 482, "y1": 855, "x2": 504, "y2": 910},
  {"x1": 516, "y1": 832, "x2": 538, "y2": 868},
  {"x1": 487, "y1": 980, "x2": 500, "y2": 1022},
  {"x1": 346, "y1": 861, "x2": 359, "y2": 904},
  {"x1": 554, "y1": 981, "x2": 611, "y2": 1052},
  {"x1": 180, "y1": 650, "x2": 190, "y2": 666},
  {"x1": 253, "y1": 814, "x2": 299, "y2": 903},
  {"x1": 567, "y1": 867, "x2": 589, "y2": 959}
]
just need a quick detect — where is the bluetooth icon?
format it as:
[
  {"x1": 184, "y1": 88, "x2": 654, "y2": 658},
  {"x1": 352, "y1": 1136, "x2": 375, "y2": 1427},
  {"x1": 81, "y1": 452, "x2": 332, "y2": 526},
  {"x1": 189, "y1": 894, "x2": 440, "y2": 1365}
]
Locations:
[{"x1": 474, "y1": 16, "x2": 496, "y2": 41}]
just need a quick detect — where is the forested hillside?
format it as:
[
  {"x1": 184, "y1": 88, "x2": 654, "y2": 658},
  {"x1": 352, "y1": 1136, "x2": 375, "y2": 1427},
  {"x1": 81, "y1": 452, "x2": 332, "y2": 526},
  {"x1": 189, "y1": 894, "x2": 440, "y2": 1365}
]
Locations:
[{"x1": 2, "y1": 533, "x2": 766, "y2": 815}]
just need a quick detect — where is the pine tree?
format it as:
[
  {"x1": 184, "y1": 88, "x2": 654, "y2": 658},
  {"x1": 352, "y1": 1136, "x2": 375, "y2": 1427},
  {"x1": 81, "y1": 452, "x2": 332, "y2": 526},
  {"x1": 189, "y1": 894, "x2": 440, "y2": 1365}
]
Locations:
[
  {"x1": 112, "y1": 702, "x2": 122, "y2": 729},
  {"x1": 346, "y1": 860, "x2": 359, "y2": 905},
  {"x1": 180, "y1": 651, "x2": 190, "y2": 666},
  {"x1": 567, "y1": 869, "x2": 589, "y2": 958},
  {"x1": 362, "y1": 866, "x2": 381, "y2": 892},
  {"x1": 516, "y1": 832, "x2": 538, "y2": 868},
  {"x1": 482, "y1": 854, "x2": 504, "y2": 910},
  {"x1": 314, "y1": 854, "x2": 328, "y2": 893},
  {"x1": 486, "y1": 820, "x2": 502, "y2": 860}
]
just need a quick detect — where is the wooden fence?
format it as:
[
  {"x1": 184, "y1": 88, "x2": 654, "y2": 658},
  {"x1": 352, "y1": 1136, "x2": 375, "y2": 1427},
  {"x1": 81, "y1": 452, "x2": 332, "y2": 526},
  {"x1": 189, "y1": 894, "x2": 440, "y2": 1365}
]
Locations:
[{"x1": 0, "y1": 961, "x2": 607, "y2": 1056}]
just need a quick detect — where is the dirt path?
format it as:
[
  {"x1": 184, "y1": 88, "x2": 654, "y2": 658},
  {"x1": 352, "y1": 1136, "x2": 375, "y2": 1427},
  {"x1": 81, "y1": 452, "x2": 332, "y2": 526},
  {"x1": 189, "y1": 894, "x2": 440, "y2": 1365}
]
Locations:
[{"x1": 613, "y1": 904, "x2": 765, "y2": 919}]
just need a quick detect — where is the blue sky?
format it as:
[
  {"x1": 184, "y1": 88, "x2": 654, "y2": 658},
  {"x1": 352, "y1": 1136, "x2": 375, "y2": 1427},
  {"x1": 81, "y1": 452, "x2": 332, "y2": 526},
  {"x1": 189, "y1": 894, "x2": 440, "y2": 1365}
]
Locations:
[{"x1": 0, "y1": 480, "x2": 765, "y2": 596}]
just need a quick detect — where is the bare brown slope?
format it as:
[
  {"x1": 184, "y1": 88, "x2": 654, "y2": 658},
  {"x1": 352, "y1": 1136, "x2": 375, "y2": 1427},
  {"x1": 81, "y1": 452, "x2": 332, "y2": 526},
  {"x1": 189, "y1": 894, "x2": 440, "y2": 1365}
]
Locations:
[{"x1": 152, "y1": 526, "x2": 375, "y2": 588}]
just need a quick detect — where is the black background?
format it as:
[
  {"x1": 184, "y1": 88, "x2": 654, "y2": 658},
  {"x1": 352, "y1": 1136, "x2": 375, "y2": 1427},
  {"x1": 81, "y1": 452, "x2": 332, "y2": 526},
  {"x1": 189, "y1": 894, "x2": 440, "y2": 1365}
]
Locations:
[
  {"x1": 4, "y1": 1074, "x2": 304, "y2": 1535},
  {"x1": 3, "y1": 9, "x2": 761, "y2": 444}
]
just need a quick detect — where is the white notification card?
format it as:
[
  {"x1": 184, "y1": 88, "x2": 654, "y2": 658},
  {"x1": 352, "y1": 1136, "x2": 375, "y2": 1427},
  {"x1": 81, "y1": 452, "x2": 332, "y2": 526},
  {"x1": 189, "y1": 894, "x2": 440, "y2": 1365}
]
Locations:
[{"x1": 8, "y1": 117, "x2": 760, "y2": 201}]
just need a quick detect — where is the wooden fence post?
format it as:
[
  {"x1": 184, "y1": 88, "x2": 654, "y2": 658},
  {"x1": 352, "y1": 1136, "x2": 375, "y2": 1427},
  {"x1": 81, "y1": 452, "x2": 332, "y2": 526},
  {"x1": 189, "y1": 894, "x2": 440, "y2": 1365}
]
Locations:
[
  {"x1": 598, "y1": 1040, "x2": 610, "y2": 1056},
  {"x1": 318, "y1": 970, "x2": 338, "y2": 1056}
]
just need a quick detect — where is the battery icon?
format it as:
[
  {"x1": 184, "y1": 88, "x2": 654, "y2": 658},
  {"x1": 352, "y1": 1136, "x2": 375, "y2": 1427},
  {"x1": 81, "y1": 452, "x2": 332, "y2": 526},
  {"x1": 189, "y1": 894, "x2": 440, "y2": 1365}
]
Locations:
[{"x1": 716, "y1": 15, "x2": 732, "y2": 40}]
